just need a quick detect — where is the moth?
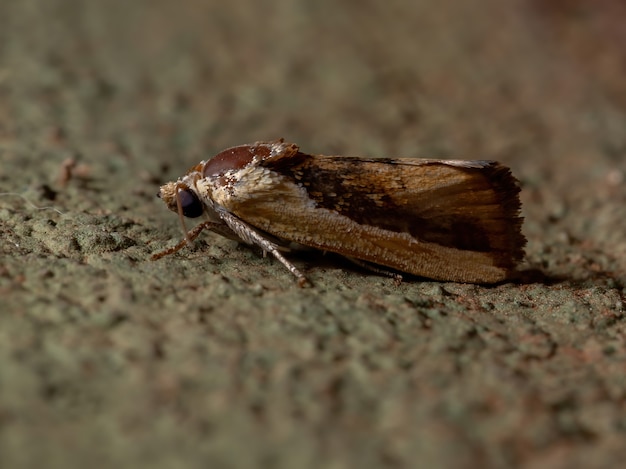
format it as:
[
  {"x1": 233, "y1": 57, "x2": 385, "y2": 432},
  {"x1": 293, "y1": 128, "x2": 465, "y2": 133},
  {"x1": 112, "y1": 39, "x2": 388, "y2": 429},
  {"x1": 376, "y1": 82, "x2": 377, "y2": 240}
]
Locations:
[{"x1": 153, "y1": 139, "x2": 525, "y2": 286}]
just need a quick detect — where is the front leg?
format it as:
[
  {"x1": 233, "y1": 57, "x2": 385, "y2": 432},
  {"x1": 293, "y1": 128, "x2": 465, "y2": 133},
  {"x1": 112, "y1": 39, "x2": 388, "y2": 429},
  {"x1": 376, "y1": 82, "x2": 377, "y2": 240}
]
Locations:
[{"x1": 151, "y1": 221, "x2": 226, "y2": 260}]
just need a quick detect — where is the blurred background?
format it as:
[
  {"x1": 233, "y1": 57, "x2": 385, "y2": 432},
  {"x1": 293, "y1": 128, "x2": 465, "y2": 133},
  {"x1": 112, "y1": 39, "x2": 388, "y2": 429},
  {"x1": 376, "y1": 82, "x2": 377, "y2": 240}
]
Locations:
[{"x1": 3, "y1": 0, "x2": 624, "y2": 159}]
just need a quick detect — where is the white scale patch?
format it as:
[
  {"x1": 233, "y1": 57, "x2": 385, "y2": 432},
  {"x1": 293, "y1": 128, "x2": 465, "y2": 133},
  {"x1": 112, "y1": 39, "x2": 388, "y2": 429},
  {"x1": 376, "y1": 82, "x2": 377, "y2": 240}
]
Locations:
[{"x1": 194, "y1": 164, "x2": 315, "y2": 211}]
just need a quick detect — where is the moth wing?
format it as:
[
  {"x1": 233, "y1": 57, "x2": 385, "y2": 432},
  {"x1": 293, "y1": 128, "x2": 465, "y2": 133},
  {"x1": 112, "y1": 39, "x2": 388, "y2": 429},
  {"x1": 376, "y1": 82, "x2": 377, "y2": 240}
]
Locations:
[{"x1": 218, "y1": 154, "x2": 524, "y2": 283}]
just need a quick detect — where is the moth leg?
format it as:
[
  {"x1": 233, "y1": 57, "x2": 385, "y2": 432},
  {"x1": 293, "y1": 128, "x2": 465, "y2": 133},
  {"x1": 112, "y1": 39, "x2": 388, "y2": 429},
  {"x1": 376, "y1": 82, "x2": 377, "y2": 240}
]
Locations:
[
  {"x1": 264, "y1": 244, "x2": 311, "y2": 288},
  {"x1": 219, "y1": 211, "x2": 310, "y2": 287},
  {"x1": 344, "y1": 256, "x2": 404, "y2": 283},
  {"x1": 151, "y1": 221, "x2": 224, "y2": 260}
]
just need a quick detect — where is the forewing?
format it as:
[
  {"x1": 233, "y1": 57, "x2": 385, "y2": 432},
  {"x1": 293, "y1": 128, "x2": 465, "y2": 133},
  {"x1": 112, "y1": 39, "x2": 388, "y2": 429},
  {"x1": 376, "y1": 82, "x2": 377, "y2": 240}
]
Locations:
[{"x1": 218, "y1": 151, "x2": 525, "y2": 282}]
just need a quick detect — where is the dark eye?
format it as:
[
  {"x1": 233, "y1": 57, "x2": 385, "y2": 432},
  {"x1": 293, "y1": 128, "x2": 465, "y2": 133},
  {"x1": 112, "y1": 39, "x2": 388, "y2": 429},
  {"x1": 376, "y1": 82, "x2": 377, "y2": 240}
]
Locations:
[{"x1": 178, "y1": 189, "x2": 204, "y2": 218}]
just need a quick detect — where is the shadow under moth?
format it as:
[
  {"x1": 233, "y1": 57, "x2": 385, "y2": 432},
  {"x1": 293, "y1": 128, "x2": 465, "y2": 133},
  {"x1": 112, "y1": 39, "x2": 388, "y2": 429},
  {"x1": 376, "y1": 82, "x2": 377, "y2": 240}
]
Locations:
[{"x1": 153, "y1": 139, "x2": 525, "y2": 286}]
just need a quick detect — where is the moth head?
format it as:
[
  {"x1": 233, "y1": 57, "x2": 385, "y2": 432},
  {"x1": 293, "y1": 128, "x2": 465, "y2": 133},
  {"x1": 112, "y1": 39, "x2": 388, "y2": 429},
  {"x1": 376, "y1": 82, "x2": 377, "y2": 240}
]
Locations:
[{"x1": 158, "y1": 182, "x2": 204, "y2": 218}]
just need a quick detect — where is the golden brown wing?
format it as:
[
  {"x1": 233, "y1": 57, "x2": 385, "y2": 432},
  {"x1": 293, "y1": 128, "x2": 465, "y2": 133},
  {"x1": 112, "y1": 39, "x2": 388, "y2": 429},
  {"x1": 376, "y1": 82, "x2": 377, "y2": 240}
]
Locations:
[{"x1": 215, "y1": 149, "x2": 525, "y2": 283}]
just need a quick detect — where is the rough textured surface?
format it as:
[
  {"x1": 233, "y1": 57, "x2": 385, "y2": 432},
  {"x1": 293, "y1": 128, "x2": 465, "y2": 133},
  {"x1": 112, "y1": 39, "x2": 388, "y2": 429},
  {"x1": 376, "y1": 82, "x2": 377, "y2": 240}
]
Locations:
[{"x1": 1, "y1": 1, "x2": 625, "y2": 468}]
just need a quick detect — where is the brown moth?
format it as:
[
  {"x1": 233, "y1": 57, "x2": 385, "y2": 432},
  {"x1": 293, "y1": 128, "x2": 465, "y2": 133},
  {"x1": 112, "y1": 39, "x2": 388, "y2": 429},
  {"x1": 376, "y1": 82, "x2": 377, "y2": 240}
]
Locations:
[{"x1": 153, "y1": 139, "x2": 525, "y2": 286}]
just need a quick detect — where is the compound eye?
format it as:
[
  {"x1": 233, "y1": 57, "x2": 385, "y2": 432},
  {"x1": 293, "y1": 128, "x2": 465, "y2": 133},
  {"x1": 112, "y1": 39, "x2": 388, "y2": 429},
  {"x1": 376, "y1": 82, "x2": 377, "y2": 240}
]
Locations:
[{"x1": 178, "y1": 189, "x2": 204, "y2": 218}]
